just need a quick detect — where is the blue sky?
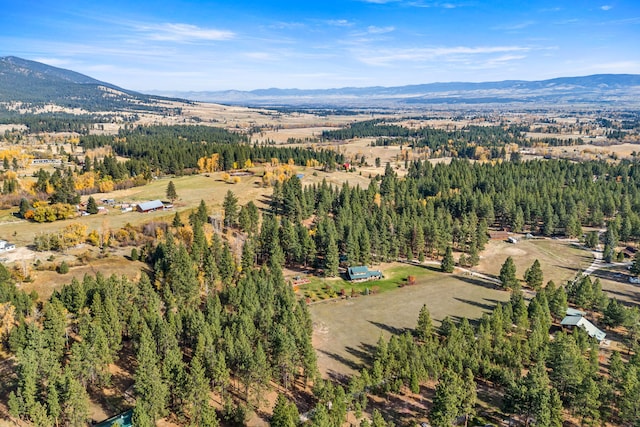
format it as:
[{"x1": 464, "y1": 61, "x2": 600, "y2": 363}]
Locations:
[{"x1": 2, "y1": 0, "x2": 639, "y2": 91}]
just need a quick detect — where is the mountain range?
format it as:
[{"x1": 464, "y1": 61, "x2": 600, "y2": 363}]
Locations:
[
  {"x1": 2, "y1": 56, "x2": 640, "y2": 110},
  {"x1": 156, "y1": 74, "x2": 640, "y2": 108},
  {"x1": 0, "y1": 56, "x2": 171, "y2": 112}
]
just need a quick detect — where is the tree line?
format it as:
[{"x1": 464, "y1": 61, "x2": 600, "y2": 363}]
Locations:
[{"x1": 79, "y1": 125, "x2": 344, "y2": 175}]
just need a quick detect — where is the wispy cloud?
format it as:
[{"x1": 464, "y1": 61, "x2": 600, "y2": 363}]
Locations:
[
  {"x1": 134, "y1": 23, "x2": 235, "y2": 42},
  {"x1": 361, "y1": 0, "x2": 459, "y2": 6},
  {"x1": 367, "y1": 25, "x2": 395, "y2": 34},
  {"x1": 355, "y1": 45, "x2": 531, "y2": 66},
  {"x1": 327, "y1": 19, "x2": 354, "y2": 27},
  {"x1": 493, "y1": 21, "x2": 536, "y2": 31},
  {"x1": 600, "y1": 5, "x2": 613, "y2": 11},
  {"x1": 408, "y1": 1, "x2": 456, "y2": 8}
]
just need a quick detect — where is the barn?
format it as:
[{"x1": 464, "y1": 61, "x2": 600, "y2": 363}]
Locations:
[{"x1": 136, "y1": 200, "x2": 165, "y2": 213}]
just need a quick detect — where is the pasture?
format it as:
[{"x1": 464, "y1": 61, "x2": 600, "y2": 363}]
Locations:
[
  {"x1": 310, "y1": 267, "x2": 510, "y2": 378},
  {"x1": 476, "y1": 237, "x2": 593, "y2": 286}
]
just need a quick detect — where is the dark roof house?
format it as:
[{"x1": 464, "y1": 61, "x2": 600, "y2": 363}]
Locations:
[
  {"x1": 347, "y1": 266, "x2": 382, "y2": 281},
  {"x1": 136, "y1": 200, "x2": 165, "y2": 213}
]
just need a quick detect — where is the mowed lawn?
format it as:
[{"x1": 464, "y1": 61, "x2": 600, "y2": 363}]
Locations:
[{"x1": 310, "y1": 269, "x2": 510, "y2": 379}]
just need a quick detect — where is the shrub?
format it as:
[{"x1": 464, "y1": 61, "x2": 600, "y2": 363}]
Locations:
[{"x1": 57, "y1": 261, "x2": 69, "y2": 274}]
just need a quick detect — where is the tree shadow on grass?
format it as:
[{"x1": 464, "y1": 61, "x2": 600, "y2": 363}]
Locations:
[
  {"x1": 316, "y1": 348, "x2": 364, "y2": 373},
  {"x1": 454, "y1": 297, "x2": 495, "y2": 312},
  {"x1": 367, "y1": 320, "x2": 408, "y2": 335},
  {"x1": 345, "y1": 342, "x2": 378, "y2": 367},
  {"x1": 454, "y1": 274, "x2": 502, "y2": 291}
]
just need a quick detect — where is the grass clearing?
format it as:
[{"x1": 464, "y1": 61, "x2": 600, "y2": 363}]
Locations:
[
  {"x1": 477, "y1": 237, "x2": 592, "y2": 285},
  {"x1": 297, "y1": 264, "x2": 433, "y2": 302},
  {"x1": 310, "y1": 268, "x2": 510, "y2": 378},
  {"x1": 590, "y1": 263, "x2": 640, "y2": 308}
]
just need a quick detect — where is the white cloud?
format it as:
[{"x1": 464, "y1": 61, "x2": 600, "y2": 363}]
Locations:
[
  {"x1": 327, "y1": 19, "x2": 353, "y2": 27},
  {"x1": 600, "y1": 5, "x2": 612, "y2": 10},
  {"x1": 245, "y1": 52, "x2": 276, "y2": 61},
  {"x1": 355, "y1": 45, "x2": 531, "y2": 66},
  {"x1": 135, "y1": 23, "x2": 235, "y2": 42},
  {"x1": 493, "y1": 21, "x2": 536, "y2": 31},
  {"x1": 367, "y1": 25, "x2": 395, "y2": 34}
]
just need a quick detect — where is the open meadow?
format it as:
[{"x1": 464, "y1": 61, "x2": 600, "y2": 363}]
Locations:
[
  {"x1": 476, "y1": 237, "x2": 593, "y2": 285},
  {"x1": 310, "y1": 266, "x2": 511, "y2": 379}
]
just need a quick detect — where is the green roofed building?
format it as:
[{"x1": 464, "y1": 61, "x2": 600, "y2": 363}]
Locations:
[
  {"x1": 560, "y1": 314, "x2": 606, "y2": 342},
  {"x1": 95, "y1": 409, "x2": 133, "y2": 427},
  {"x1": 346, "y1": 266, "x2": 382, "y2": 282}
]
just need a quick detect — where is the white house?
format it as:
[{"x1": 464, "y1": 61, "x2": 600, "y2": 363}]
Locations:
[{"x1": 0, "y1": 240, "x2": 16, "y2": 252}]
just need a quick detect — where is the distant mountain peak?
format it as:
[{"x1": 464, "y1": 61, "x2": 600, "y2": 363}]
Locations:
[{"x1": 0, "y1": 56, "x2": 178, "y2": 112}]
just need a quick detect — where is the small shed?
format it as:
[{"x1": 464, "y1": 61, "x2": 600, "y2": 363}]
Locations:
[
  {"x1": 347, "y1": 266, "x2": 382, "y2": 282},
  {"x1": 136, "y1": 200, "x2": 165, "y2": 213}
]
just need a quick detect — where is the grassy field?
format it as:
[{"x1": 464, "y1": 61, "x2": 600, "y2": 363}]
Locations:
[
  {"x1": 590, "y1": 263, "x2": 640, "y2": 308},
  {"x1": 476, "y1": 237, "x2": 592, "y2": 286},
  {"x1": 310, "y1": 267, "x2": 510, "y2": 378},
  {"x1": 296, "y1": 264, "x2": 432, "y2": 302},
  {"x1": 0, "y1": 166, "x2": 374, "y2": 248}
]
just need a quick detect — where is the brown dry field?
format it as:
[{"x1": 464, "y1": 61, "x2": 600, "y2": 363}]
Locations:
[
  {"x1": 535, "y1": 142, "x2": 640, "y2": 160},
  {"x1": 310, "y1": 238, "x2": 595, "y2": 379},
  {"x1": 590, "y1": 263, "x2": 640, "y2": 308},
  {"x1": 476, "y1": 237, "x2": 592, "y2": 285},
  {"x1": 310, "y1": 266, "x2": 511, "y2": 379}
]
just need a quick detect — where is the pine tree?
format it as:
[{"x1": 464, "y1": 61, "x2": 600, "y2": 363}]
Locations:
[
  {"x1": 631, "y1": 252, "x2": 640, "y2": 276},
  {"x1": 223, "y1": 190, "x2": 238, "y2": 228},
  {"x1": 430, "y1": 369, "x2": 463, "y2": 427},
  {"x1": 441, "y1": 246, "x2": 455, "y2": 273},
  {"x1": 18, "y1": 197, "x2": 31, "y2": 218},
  {"x1": 86, "y1": 196, "x2": 98, "y2": 215},
  {"x1": 524, "y1": 259, "x2": 543, "y2": 290},
  {"x1": 271, "y1": 394, "x2": 299, "y2": 427},
  {"x1": 197, "y1": 199, "x2": 208, "y2": 223},
  {"x1": 134, "y1": 325, "x2": 168, "y2": 422},
  {"x1": 416, "y1": 304, "x2": 434, "y2": 341},
  {"x1": 172, "y1": 211, "x2": 183, "y2": 228},
  {"x1": 324, "y1": 233, "x2": 339, "y2": 277},
  {"x1": 499, "y1": 256, "x2": 518, "y2": 289},
  {"x1": 166, "y1": 180, "x2": 178, "y2": 202}
]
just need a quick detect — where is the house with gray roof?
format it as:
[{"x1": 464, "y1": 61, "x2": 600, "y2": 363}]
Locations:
[
  {"x1": 560, "y1": 310, "x2": 606, "y2": 342},
  {"x1": 136, "y1": 200, "x2": 165, "y2": 213}
]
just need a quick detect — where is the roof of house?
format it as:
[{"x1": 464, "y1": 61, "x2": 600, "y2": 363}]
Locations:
[
  {"x1": 349, "y1": 266, "x2": 370, "y2": 275},
  {"x1": 347, "y1": 266, "x2": 382, "y2": 280},
  {"x1": 566, "y1": 307, "x2": 587, "y2": 317},
  {"x1": 137, "y1": 200, "x2": 164, "y2": 211},
  {"x1": 95, "y1": 409, "x2": 133, "y2": 427},
  {"x1": 561, "y1": 315, "x2": 606, "y2": 341}
]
